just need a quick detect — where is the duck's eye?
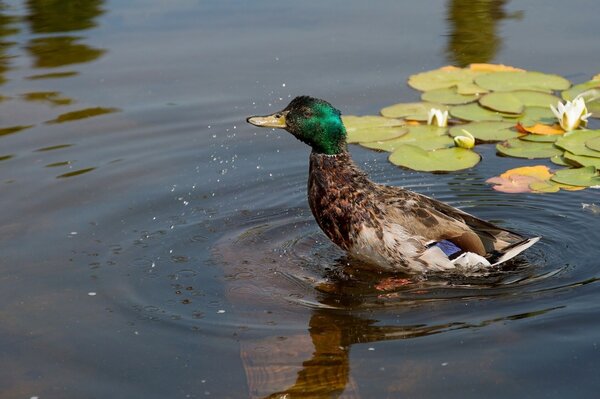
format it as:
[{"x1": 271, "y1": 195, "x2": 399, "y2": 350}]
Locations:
[{"x1": 303, "y1": 111, "x2": 313, "y2": 118}]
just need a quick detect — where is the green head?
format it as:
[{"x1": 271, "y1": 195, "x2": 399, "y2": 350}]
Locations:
[{"x1": 247, "y1": 96, "x2": 347, "y2": 155}]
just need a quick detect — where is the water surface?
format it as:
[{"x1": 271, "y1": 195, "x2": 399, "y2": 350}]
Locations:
[{"x1": 1, "y1": 1, "x2": 600, "y2": 398}]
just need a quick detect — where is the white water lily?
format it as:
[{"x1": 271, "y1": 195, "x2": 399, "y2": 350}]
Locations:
[
  {"x1": 453, "y1": 129, "x2": 475, "y2": 149},
  {"x1": 427, "y1": 108, "x2": 448, "y2": 127},
  {"x1": 550, "y1": 97, "x2": 592, "y2": 131}
]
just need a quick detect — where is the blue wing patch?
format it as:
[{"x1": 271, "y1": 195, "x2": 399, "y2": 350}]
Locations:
[{"x1": 431, "y1": 240, "x2": 462, "y2": 258}]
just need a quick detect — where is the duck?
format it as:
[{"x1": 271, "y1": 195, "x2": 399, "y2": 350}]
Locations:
[{"x1": 247, "y1": 96, "x2": 539, "y2": 273}]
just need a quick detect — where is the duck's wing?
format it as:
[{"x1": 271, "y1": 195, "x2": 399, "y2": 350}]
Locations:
[{"x1": 378, "y1": 185, "x2": 528, "y2": 256}]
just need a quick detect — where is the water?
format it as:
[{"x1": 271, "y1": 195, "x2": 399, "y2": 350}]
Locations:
[{"x1": 1, "y1": 0, "x2": 600, "y2": 397}]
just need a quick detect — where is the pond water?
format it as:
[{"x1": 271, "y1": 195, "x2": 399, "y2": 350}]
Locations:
[{"x1": 1, "y1": 0, "x2": 600, "y2": 398}]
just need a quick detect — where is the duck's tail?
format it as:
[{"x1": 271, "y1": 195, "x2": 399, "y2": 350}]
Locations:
[{"x1": 450, "y1": 236, "x2": 541, "y2": 269}]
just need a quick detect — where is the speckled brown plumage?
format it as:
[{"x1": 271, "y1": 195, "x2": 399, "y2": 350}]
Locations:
[{"x1": 308, "y1": 150, "x2": 525, "y2": 271}]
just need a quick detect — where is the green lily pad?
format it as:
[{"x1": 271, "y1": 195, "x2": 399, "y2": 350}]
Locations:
[
  {"x1": 450, "y1": 103, "x2": 505, "y2": 122},
  {"x1": 475, "y1": 71, "x2": 571, "y2": 92},
  {"x1": 550, "y1": 166, "x2": 600, "y2": 187},
  {"x1": 496, "y1": 138, "x2": 562, "y2": 159},
  {"x1": 586, "y1": 137, "x2": 600, "y2": 152},
  {"x1": 361, "y1": 125, "x2": 450, "y2": 151},
  {"x1": 563, "y1": 151, "x2": 600, "y2": 168},
  {"x1": 550, "y1": 154, "x2": 569, "y2": 166},
  {"x1": 561, "y1": 80, "x2": 600, "y2": 101},
  {"x1": 408, "y1": 68, "x2": 480, "y2": 92},
  {"x1": 479, "y1": 91, "x2": 559, "y2": 114},
  {"x1": 342, "y1": 115, "x2": 405, "y2": 129},
  {"x1": 516, "y1": 107, "x2": 557, "y2": 126},
  {"x1": 519, "y1": 134, "x2": 559, "y2": 143},
  {"x1": 380, "y1": 102, "x2": 447, "y2": 121},
  {"x1": 421, "y1": 87, "x2": 479, "y2": 105},
  {"x1": 346, "y1": 126, "x2": 408, "y2": 144},
  {"x1": 448, "y1": 121, "x2": 519, "y2": 142},
  {"x1": 555, "y1": 130, "x2": 600, "y2": 158},
  {"x1": 529, "y1": 180, "x2": 560, "y2": 193},
  {"x1": 389, "y1": 145, "x2": 480, "y2": 172},
  {"x1": 456, "y1": 81, "x2": 489, "y2": 95}
]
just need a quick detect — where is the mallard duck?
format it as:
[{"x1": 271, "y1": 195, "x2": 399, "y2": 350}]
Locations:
[{"x1": 247, "y1": 96, "x2": 539, "y2": 273}]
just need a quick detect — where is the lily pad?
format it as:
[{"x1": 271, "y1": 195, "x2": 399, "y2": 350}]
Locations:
[
  {"x1": 450, "y1": 103, "x2": 505, "y2": 122},
  {"x1": 475, "y1": 71, "x2": 571, "y2": 92},
  {"x1": 563, "y1": 152, "x2": 600, "y2": 168},
  {"x1": 389, "y1": 145, "x2": 480, "y2": 172},
  {"x1": 520, "y1": 134, "x2": 558, "y2": 143},
  {"x1": 479, "y1": 91, "x2": 559, "y2": 114},
  {"x1": 529, "y1": 180, "x2": 560, "y2": 193},
  {"x1": 346, "y1": 126, "x2": 408, "y2": 144},
  {"x1": 561, "y1": 80, "x2": 600, "y2": 101},
  {"x1": 550, "y1": 166, "x2": 600, "y2": 187},
  {"x1": 456, "y1": 81, "x2": 489, "y2": 95},
  {"x1": 361, "y1": 134, "x2": 454, "y2": 152},
  {"x1": 586, "y1": 137, "x2": 600, "y2": 152},
  {"x1": 555, "y1": 130, "x2": 600, "y2": 158},
  {"x1": 361, "y1": 125, "x2": 450, "y2": 151},
  {"x1": 486, "y1": 165, "x2": 553, "y2": 193},
  {"x1": 448, "y1": 121, "x2": 519, "y2": 142},
  {"x1": 496, "y1": 138, "x2": 562, "y2": 159},
  {"x1": 342, "y1": 115, "x2": 404, "y2": 129},
  {"x1": 520, "y1": 123, "x2": 564, "y2": 135},
  {"x1": 516, "y1": 107, "x2": 557, "y2": 126},
  {"x1": 408, "y1": 67, "x2": 480, "y2": 92},
  {"x1": 550, "y1": 154, "x2": 569, "y2": 166},
  {"x1": 421, "y1": 87, "x2": 478, "y2": 105},
  {"x1": 380, "y1": 102, "x2": 447, "y2": 121}
]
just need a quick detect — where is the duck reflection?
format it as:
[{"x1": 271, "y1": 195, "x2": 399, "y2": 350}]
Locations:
[
  {"x1": 445, "y1": 0, "x2": 523, "y2": 67},
  {"x1": 242, "y1": 300, "x2": 561, "y2": 399}
]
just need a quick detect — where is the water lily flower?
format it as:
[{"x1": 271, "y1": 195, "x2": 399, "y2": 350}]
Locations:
[
  {"x1": 427, "y1": 108, "x2": 448, "y2": 127},
  {"x1": 550, "y1": 97, "x2": 592, "y2": 131},
  {"x1": 454, "y1": 129, "x2": 475, "y2": 149}
]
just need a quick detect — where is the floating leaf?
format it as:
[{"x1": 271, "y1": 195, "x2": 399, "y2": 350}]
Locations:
[
  {"x1": 479, "y1": 90, "x2": 559, "y2": 114},
  {"x1": 475, "y1": 71, "x2": 571, "y2": 92},
  {"x1": 342, "y1": 115, "x2": 407, "y2": 143},
  {"x1": 520, "y1": 134, "x2": 558, "y2": 143},
  {"x1": 468, "y1": 63, "x2": 524, "y2": 72},
  {"x1": 389, "y1": 145, "x2": 480, "y2": 172},
  {"x1": 563, "y1": 152, "x2": 600, "y2": 168},
  {"x1": 361, "y1": 125, "x2": 450, "y2": 151},
  {"x1": 342, "y1": 115, "x2": 404, "y2": 129},
  {"x1": 516, "y1": 107, "x2": 557, "y2": 126},
  {"x1": 479, "y1": 92, "x2": 524, "y2": 114},
  {"x1": 496, "y1": 138, "x2": 562, "y2": 159},
  {"x1": 455, "y1": 81, "x2": 489, "y2": 95},
  {"x1": 450, "y1": 103, "x2": 505, "y2": 122},
  {"x1": 529, "y1": 180, "x2": 560, "y2": 193},
  {"x1": 380, "y1": 102, "x2": 447, "y2": 121},
  {"x1": 487, "y1": 165, "x2": 554, "y2": 193},
  {"x1": 421, "y1": 87, "x2": 478, "y2": 105},
  {"x1": 521, "y1": 123, "x2": 564, "y2": 135},
  {"x1": 550, "y1": 154, "x2": 569, "y2": 166},
  {"x1": 586, "y1": 137, "x2": 600, "y2": 152},
  {"x1": 448, "y1": 121, "x2": 519, "y2": 142},
  {"x1": 551, "y1": 166, "x2": 600, "y2": 187},
  {"x1": 347, "y1": 126, "x2": 408, "y2": 144},
  {"x1": 408, "y1": 68, "x2": 480, "y2": 92},
  {"x1": 561, "y1": 80, "x2": 600, "y2": 101},
  {"x1": 555, "y1": 130, "x2": 600, "y2": 157}
]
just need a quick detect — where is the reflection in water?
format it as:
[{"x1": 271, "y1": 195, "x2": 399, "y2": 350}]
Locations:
[
  {"x1": 45, "y1": 106, "x2": 120, "y2": 124},
  {"x1": 26, "y1": 36, "x2": 105, "y2": 68},
  {"x1": 27, "y1": 0, "x2": 104, "y2": 33},
  {"x1": 0, "y1": 6, "x2": 19, "y2": 84},
  {"x1": 242, "y1": 303, "x2": 562, "y2": 398},
  {"x1": 445, "y1": 0, "x2": 523, "y2": 66}
]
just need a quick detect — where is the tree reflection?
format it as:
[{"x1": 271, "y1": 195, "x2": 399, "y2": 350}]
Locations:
[
  {"x1": 26, "y1": 0, "x2": 104, "y2": 33},
  {"x1": 0, "y1": 5, "x2": 19, "y2": 85},
  {"x1": 445, "y1": 0, "x2": 523, "y2": 67}
]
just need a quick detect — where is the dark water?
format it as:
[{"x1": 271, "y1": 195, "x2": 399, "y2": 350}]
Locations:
[{"x1": 1, "y1": 1, "x2": 600, "y2": 398}]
